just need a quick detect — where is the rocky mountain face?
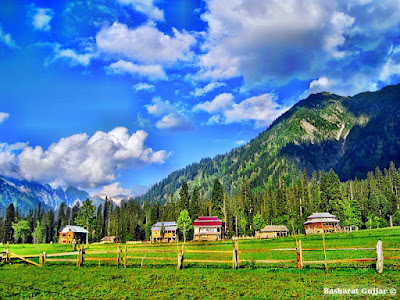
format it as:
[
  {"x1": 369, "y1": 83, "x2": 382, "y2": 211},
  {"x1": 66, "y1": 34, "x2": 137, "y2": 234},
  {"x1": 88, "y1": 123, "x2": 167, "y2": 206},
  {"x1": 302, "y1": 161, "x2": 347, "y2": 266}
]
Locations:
[
  {"x1": 0, "y1": 176, "x2": 104, "y2": 215},
  {"x1": 137, "y1": 84, "x2": 400, "y2": 203}
]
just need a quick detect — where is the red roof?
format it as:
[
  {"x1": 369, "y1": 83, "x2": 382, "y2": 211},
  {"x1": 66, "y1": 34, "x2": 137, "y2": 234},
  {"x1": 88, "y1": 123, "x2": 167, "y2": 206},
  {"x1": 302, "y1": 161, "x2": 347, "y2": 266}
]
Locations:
[{"x1": 193, "y1": 216, "x2": 223, "y2": 227}]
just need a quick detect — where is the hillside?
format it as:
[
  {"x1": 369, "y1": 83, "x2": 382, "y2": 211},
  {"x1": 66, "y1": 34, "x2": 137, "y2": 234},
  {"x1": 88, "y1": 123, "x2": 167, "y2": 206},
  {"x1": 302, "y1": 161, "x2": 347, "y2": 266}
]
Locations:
[{"x1": 138, "y1": 84, "x2": 400, "y2": 202}]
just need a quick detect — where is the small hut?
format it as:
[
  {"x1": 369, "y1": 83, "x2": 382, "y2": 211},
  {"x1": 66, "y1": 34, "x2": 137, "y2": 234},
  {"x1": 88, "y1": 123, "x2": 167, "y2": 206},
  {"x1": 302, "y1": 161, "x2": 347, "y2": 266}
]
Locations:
[
  {"x1": 151, "y1": 222, "x2": 177, "y2": 243},
  {"x1": 100, "y1": 236, "x2": 118, "y2": 243},
  {"x1": 256, "y1": 225, "x2": 289, "y2": 239},
  {"x1": 304, "y1": 212, "x2": 340, "y2": 235},
  {"x1": 59, "y1": 225, "x2": 88, "y2": 244},
  {"x1": 193, "y1": 217, "x2": 223, "y2": 241}
]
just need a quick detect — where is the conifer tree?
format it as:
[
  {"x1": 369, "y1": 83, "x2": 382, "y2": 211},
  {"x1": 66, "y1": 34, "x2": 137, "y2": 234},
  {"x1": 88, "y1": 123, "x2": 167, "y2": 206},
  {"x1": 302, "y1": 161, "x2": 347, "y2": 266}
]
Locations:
[
  {"x1": 4, "y1": 204, "x2": 15, "y2": 243},
  {"x1": 178, "y1": 182, "x2": 190, "y2": 212},
  {"x1": 211, "y1": 179, "x2": 224, "y2": 219}
]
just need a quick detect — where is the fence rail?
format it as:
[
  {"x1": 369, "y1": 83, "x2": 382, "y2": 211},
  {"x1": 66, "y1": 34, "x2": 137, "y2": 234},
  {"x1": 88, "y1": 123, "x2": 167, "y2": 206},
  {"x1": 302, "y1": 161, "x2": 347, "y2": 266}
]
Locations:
[{"x1": 2, "y1": 239, "x2": 400, "y2": 273}]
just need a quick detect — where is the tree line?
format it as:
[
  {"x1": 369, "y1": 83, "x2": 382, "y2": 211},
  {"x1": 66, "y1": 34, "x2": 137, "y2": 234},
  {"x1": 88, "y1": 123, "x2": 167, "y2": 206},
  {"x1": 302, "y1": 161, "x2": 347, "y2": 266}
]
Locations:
[{"x1": 1, "y1": 162, "x2": 400, "y2": 244}]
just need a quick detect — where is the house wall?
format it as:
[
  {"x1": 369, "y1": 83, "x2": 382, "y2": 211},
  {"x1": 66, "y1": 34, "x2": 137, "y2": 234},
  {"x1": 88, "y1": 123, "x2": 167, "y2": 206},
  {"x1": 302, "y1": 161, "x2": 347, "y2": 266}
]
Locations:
[{"x1": 59, "y1": 231, "x2": 75, "y2": 244}]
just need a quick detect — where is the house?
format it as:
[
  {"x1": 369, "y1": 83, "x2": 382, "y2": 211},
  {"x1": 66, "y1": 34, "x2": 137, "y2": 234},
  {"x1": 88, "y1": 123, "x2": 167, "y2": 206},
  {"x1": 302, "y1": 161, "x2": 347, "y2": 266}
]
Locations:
[
  {"x1": 151, "y1": 221, "x2": 177, "y2": 243},
  {"x1": 256, "y1": 225, "x2": 289, "y2": 239},
  {"x1": 193, "y1": 216, "x2": 223, "y2": 241},
  {"x1": 304, "y1": 212, "x2": 340, "y2": 235},
  {"x1": 59, "y1": 225, "x2": 88, "y2": 244},
  {"x1": 100, "y1": 236, "x2": 118, "y2": 243}
]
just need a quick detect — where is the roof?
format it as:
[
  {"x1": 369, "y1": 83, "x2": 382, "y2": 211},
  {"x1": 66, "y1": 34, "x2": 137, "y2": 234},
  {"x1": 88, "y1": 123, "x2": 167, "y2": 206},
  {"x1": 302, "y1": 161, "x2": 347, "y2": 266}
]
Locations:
[
  {"x1": 101, "y1": 236, "x2": 117, "y2": 241},
  {"x1": 60, "y1": 225, "x2": 88, "y2": 233},
  {"x1": 151, "y1": 221, "x2": 177, "y2": 231},
  {"x1": 193, "y1": 216, "x2": 223, "y2": 227},
  {"x1": 307, "y1": 212, "x2": 336, "y2": 219},
  {"x1": 304, "y1": 218, "x2": 340, "y2": 225},
  {"x1": 260, "y1": 225, "x2": 289, "y2": 232}
]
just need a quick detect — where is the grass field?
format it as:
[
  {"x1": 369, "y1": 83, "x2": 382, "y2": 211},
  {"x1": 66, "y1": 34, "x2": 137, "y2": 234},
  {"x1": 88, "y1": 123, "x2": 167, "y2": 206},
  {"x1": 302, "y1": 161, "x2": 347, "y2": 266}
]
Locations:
[{"x1": 1, "y1": 227, "x2": 400, "y2": 299}]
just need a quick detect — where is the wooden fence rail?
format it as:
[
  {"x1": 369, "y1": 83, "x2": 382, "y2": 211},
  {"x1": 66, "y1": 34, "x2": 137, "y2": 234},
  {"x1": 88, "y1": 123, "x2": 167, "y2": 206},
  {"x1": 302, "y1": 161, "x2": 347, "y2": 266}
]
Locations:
[{"x1": 3, "y1": 239, "x2": 400, "y2": 273}]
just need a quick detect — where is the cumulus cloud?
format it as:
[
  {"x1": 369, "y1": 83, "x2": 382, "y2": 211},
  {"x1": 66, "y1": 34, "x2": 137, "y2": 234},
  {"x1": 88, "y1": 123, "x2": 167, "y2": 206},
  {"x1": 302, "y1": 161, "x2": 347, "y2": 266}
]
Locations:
[
  {"x1": 0, "y1": 25, "x2": 19, "y2": 49},
  {"x1": 195, "y1": 92, "x2": 289, "y2": 128},
  {"x1": 117, "y1": 0, "x2": 164, "y2": 21},
  {"x1": 0, "y1": 112, "x2": 10, "y2": 123},
  {"x1": 0, "y1": 127, "x2": 170, "y2": 188},
  {"x1": 31, "y1": 6, "x2": 54, "y2": 32},
  {"x1": 106, "y1": 60, "x2": 167, "y2": 80},
  {"x1": 133, "y1": 82, "x2": 155, "y2": 92},
  {"x1": 47, "y1": 44, "x2": 96, "y2": 67},
  {"x1": 96, "y1": 22, "x2": 196, "y2": 66},
  {"x1": 194, "y1": 0, "x2": 400, "y2": 95},
  {"x1": 155, "y1": 113, "x2": 194, "y2": 131},
  {"x1": 97, "y1": 182, "x2": 132, "y2": 198},
  {"x1": 191, "y1": 82, "x2": 226, "y2": 97},
  {"x1": 193, "y1": 93, "x2": 234, "y2": 113},
  {"x1": 146, "y1": 97, "x2": 194, "y2": 132}
]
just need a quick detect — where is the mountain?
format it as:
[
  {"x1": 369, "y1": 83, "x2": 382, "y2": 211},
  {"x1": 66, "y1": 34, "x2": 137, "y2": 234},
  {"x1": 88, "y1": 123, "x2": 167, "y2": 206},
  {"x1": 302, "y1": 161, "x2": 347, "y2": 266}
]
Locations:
[
  {"x1": 137, "y1": 84, "x2": 400, "y2": 203},
  {"x1": 0, "y1": 176, "x2": 104, "y2": 215}
]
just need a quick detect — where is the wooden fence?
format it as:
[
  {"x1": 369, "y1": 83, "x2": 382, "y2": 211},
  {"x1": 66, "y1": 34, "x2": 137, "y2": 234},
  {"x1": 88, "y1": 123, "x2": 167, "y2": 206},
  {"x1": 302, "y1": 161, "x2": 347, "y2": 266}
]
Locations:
[{"x1": 2, "y1": 240, "x2": 400, "y2": 273}]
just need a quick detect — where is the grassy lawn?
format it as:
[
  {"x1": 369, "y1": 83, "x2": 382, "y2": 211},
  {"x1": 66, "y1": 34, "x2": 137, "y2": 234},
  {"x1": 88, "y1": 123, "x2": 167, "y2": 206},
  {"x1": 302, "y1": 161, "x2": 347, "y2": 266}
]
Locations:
[{"x1": 1, "y1": 227, "x2": 400, "y2": 299}]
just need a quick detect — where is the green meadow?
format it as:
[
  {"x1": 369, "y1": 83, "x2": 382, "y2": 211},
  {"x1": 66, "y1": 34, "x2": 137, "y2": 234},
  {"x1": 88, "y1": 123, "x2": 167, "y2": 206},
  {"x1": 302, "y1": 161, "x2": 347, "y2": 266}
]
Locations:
[{"x1": 1, "y1": 227, "x2": 400, "y2": 299}]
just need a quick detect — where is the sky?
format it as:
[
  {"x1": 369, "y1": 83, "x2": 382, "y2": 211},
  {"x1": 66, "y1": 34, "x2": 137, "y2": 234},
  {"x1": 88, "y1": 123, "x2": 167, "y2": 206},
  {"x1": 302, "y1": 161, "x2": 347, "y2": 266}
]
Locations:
[{"x1": 1, "y1": 0, "x2": 400, "y2": 198}]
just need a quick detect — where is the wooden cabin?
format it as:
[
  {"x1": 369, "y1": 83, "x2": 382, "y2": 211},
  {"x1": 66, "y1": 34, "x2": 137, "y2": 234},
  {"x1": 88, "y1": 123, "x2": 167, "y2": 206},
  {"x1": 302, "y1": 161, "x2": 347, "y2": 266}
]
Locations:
[
  {"x1": 193, "y1": 216, "x2": 223, "y2": 241},
  {"x1": 151, "y1": 222, "x2": 177, "y2": 243},
  {"x1": 304, "y1": 212, "x2": 340, "y2": 235},
  {"x1": 100, "y1": 236, "x2": 118, "y2": 243},
  {"x1": 256, "y1": 225, "x2": 289, "y2": 239},
  {"x1": 59, "y1": 225, "x2": 88, "y2": 244}
]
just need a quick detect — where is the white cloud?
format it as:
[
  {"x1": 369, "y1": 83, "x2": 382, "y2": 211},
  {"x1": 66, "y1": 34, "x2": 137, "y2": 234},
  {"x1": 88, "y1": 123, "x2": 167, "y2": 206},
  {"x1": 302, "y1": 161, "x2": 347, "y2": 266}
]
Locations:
[
  {"x1": 146, "y1": 97, "x2": 194, "y2": 132},
  {"x1": 0, "y1": 127, "x2": 170, "y2": 188},
  {"x1": 0, "y1": 112, "x2": 10, "y2": 123},
  {"x1": 324, "y1": 12, "x2": 355, "y2": 58},
  {"x1": 193, "y1": 93, "x2": 234, "y2": 113},
  {"x1": 145, "y1": 97, "x2": 175, "y2": 116},
  {"x1": 96, "y1": 22, "x2": 196, "y2": 65},
  {"x1": 32, "y1": 7, "x2": 54, "y2": 32},
  {"x1": 106, "y1": 60, "x2": 167, "y2": 80},
  {"x1": 191, "y1": 82, "x2": 226, "y2": 97},
  {"x1": 155, "y1": 113, "x2": 194, "y2": 131},
  {"x1": 224, "y1": 94, "x2": 289, "y2": 128},
  {"x1": 235, "y1": 140, "x2": 246, "y2": 145},
  {"x1": 50, "y1": 45, "x2": 96, "y2": 67},
  {"x1": 133, "y1": 82, "x2": 155, "y2": 91},
  {"x1": 117, "y1": 0, "x2": 164, "y2": 21},
  {"x1": 0, "y1": 25, "x2": 19, "y2": 49},
  {"x1": 97, "y1": 182, "x2": 132, "y2": 198},
  {"x1": 195, "y1": 93, "x2": 289, "y2": 128}
]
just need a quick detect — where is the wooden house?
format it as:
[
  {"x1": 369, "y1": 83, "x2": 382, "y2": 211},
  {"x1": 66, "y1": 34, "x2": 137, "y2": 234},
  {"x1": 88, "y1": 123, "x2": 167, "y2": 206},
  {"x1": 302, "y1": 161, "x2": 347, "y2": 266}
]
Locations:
[
  {"x1": 151, "y1": 222, "x2": 177, "y2": 243},
  {"x1": 256, "y1": 225, "x2": 289, "y2": 239},
  {"x1": 59, "y1": 225, "x2": 88, "y2": 244},
  {"x1": 304, "y1": 212, "x2": 340, "y2": 235},
  {"x1": 193, "y1": 217, "x2": 223, "y2": 241},
  {"x1": 100, "y1": 236, "x2": 118, "y2": 243}
]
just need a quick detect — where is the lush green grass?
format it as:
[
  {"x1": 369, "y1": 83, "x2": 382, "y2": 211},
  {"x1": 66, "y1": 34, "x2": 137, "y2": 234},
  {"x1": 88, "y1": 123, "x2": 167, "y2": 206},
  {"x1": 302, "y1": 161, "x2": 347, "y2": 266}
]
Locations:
[{"x1": 1, "y1": 228, "x2": 400, "y2": 299}]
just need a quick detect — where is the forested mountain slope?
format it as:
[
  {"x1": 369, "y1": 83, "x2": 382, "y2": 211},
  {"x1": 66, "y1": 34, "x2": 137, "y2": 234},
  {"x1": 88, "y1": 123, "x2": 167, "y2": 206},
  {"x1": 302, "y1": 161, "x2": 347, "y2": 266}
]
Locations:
[{"x1": 138, "y1": 84, "x2": 400, "y2": 203}]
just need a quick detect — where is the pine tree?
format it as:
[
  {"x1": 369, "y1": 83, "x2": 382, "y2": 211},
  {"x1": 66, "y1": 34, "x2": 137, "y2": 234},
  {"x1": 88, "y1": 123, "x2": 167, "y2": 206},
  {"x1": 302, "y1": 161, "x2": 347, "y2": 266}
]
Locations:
[
  {"x1": 177, "y1": 182, "x2": 190, "y2": 212},
  {"x1": 211, "y1": 179, "x2": 224, "y2": 219},
  {"x1": 75, "y1": 198, "x2": 95, "y2": 244},
  {"x1": 189, "y1": 186, "x2": 201, "y2": 220},
  {"x1": 56, "y1": 202, "x2": 67, "y2": 233},
  {"x1": 4, "y1": 204, "x2": 15, "y2": 243}
]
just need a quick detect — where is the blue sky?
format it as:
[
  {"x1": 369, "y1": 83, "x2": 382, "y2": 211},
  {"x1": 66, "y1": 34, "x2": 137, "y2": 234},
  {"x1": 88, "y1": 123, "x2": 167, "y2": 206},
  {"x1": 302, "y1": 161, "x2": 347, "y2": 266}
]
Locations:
[{"x1": 1, "y1": 0, "x2": 400, "y2": 198}]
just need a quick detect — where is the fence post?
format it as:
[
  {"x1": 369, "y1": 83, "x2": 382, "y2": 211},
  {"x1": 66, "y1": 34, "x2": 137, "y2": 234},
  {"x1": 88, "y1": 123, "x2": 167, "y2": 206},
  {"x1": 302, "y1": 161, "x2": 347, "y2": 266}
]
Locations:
[
  {"x1": 297, "y1": 240, "x2": 303, "y2": 270},
  {"x1": 42, "y1": 251, "x2": 46, "y2": 267},
  {"x1": 124, "y1": 246, "x2": 127, "y2": 268},
  {"x1": 322, "y1": 234, "x2": 328, "y2": 272},
  {"x1": 76, "y1": 248, "x2": 81, "y2": 267},
  {"x1": 177, "y1": 244, "x2": 184, "y2": 270},
  {"x1": 232, "y1": 240, "x2": 239, "y2": 270},
  {"x1": 39, "y1": 253, "x2": 43, "y2": 267},
  {"x1": 376, "y1": 240, "x2": 383, "y2": 273},
  {"x1": 117, "y1": 246, "x2": 120, "y2": 268}
]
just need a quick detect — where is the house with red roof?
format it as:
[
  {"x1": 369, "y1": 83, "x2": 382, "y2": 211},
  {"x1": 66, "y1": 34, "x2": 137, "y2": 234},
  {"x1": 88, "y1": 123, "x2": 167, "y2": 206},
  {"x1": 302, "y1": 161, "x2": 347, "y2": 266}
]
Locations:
[{"x1": 193, "y1": 216, "x2": 224, "y2": 241}]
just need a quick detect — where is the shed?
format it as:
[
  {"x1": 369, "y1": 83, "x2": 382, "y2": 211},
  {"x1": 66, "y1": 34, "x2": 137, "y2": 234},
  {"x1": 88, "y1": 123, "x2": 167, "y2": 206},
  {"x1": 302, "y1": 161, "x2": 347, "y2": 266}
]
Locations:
[
  {"x1": 59, "y1": 225, "x2": 88, "y2": 244},
  {"x1": 256, "y1": 225, "x2": 289, "y2": 239},
  {"x1": 193, "y1": 217, "x2": 224, "y2": 241},
  {"x1": 151, "y1": 221, "x2": 177, "y2": 243},
  {"x1": 304, "y1": 212, "x2": 340, "y2": 235},
  {"x1": 100, "y1": 236, "x2": 118, "y2": 243}
]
